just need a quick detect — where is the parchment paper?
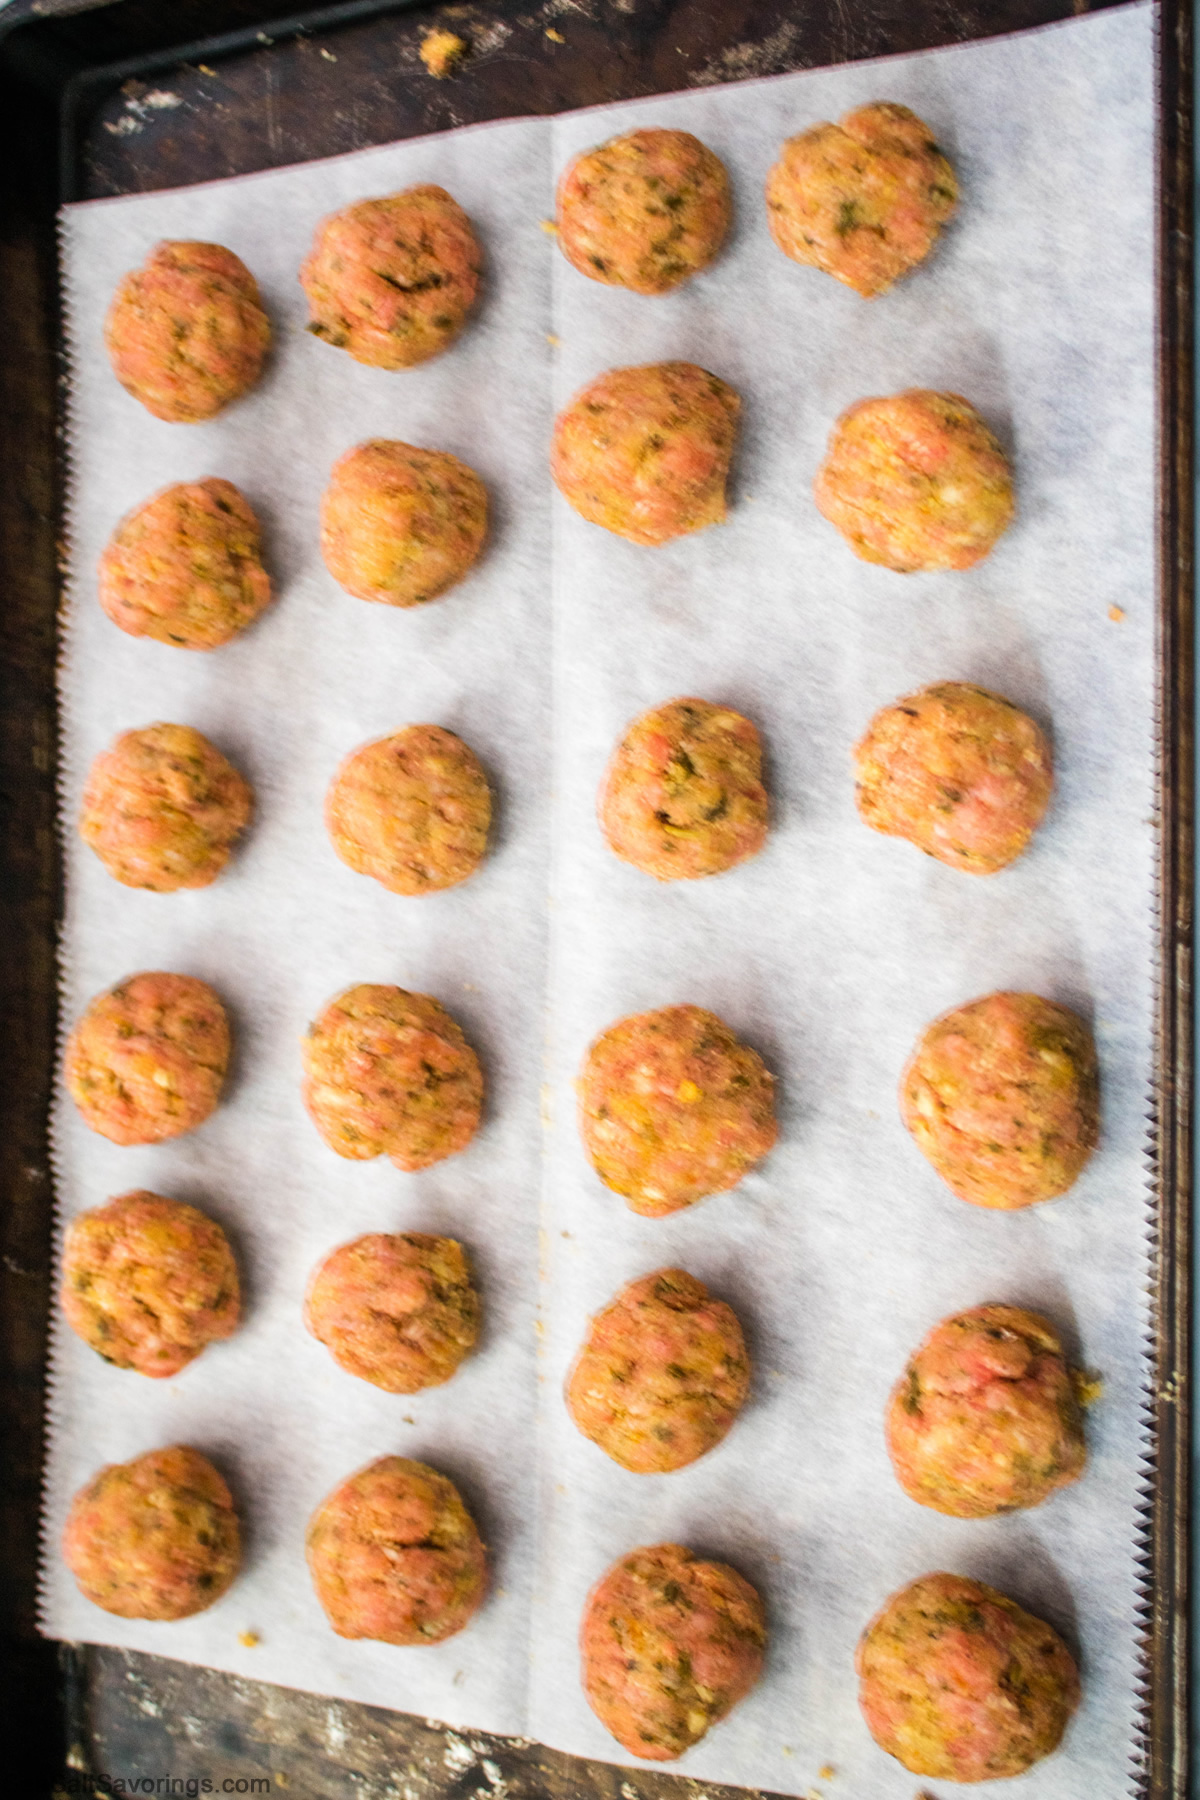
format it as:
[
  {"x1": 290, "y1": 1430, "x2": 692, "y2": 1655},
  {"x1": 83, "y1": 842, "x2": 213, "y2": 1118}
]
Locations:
[
  {"x1": 45, "y1": 6, "x2": 1156, "y2": 1794},
  {"x1": 47, "y1": 118, "x2": 556, "y2": 1737}
]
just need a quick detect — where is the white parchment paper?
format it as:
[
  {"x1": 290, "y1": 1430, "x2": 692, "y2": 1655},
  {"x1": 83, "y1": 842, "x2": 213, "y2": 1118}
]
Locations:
[
  {"x1": 47, "y1": 118, "x2": 556, "y2": 1737},
  {"x1": 45, "y1": 7, "x2": 1156, "y2": 1794}
]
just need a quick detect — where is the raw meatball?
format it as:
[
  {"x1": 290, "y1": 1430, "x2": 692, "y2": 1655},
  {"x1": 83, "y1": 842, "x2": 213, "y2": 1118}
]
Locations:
[
  {"x1": 306, "y1": 1456, "x2": 486, "y2": 1644},
  {"x1": 556, "y1": 128, "x2": 731, "y2": 295},
  {"x1": 886, "y1": 1305, "x2": 1087, "y2": 1518},
  {"x1": 99, "y1": 478, "x2": 273, "y2": 650},
  {"x1": 566, "y1": 1268, "x2": 750, "y2": 1472},
  {"x1": 581, "y1": 1542, "x2": 766, "y2": 1761},
  {"x1": 304, "y1": 1232, "x2": 479, "y2": 1393},
  {"x1": 300, "y1": 187, "x2": 482, "y2": 369},
  {"x1": 854, "y1": 682, "x2": 1052, "y2": 875},
  {"x1": 105, "y1": 241, "x2": 270, "y2": 423},
  {"x1": 578, "y1": 1004, "x2": 776, "y2": 1216},
  {"x1": 80, "y1": 723, "x2": 253, "y2": 892},
  {"x1": 766, "y1": 103, "x2": 957, "y2": 297},
  {"x1": 63, "y1": 1445, "x2": 240, "y2": 1620},
  {"x1": 320, "y1": 440, "x2": 487, "y2": 608},
  {"x1": 61, "y1": 1190, "x2": 240, "y2": 1379},
  {"x1": 600, "y1": 697, "x2": 767, "y2": 881},
  {"x1": 326, "y1": 725, "x2": 490, "y2": 896},
  {"x1": 302, "y1": 984, "x2": 483, "y2": 1170},
  {"x1": 65, "y1": 972, "x2": 230, "y2": 1147},
  {"x1": 815, "y1": 389, "x2": 1014, "y2": 572},
  {"x1": 552, "y1": 362, "x2": 739, "y2": 546},
  {"x1": 900, "y1": 990, "x2": 1099, "y2": 1210},
  {"x1": 856, "y1": 1571, "x2": 1079, "y2": 1780}
]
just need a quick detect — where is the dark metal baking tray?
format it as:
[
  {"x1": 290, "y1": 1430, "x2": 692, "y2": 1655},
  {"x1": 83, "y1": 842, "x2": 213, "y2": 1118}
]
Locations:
[{"x1": 0, "y1": 1, "x2": 1188, "y2": 1794}]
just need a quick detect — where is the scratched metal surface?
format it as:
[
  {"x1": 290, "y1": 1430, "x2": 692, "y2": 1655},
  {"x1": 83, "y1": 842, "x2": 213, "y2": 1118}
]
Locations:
[
  {"x1": 39, "y1": 0, "x2": 1127, "y2": 1794},
  {"x1": 76, "y1": 0, "x2": 1119, "y2": 197}
]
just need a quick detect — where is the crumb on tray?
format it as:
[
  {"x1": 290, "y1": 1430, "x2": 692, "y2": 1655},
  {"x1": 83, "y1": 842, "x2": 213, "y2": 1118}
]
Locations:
[
  {"x1": 1074, "y1": 1368, "x2": 1105, "y2": 1406},
  {"x1": 1109, "y1": 603, "x2": 1126, "y2": 621},
  {"x1": 421, "y1": 29, "x2": 468, "y2": 78}
]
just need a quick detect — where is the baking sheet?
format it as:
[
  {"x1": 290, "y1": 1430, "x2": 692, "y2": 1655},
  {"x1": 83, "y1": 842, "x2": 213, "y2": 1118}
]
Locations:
[
  {"x1": 47, "y1": 117, "x2": 557, "y2": 1738},
  {"x1": 44, "y1": 5, "x2": 1156, "y2": 1794}
]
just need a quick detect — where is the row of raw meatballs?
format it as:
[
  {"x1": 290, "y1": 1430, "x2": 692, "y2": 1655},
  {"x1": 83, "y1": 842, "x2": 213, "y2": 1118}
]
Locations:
[
  {"x1": 100, "y1": 118, "x2": 987, "y2": 584},
  {"x1": 60, "y1": 1292, "x2": 1084, "y2": 1781},
  {"x1": 63, "y1": 978, "x2": 1098, "y2": 1214},
  {"x1": 106, "y1": 105, "x2": 958, "y2": 428},
  {"x1": 94, "y1": 371, "x2": 1008, "y2": 660},
  {"x1": 81, "y1": 682, "x2": 1053, "y2": 898},
  {"x1": 61, "y1": 1188, "x2": 1090, "y2": 1502},
  {"x1": 59, "y1": 1437, "x2": 1076, "y2": 1778}
]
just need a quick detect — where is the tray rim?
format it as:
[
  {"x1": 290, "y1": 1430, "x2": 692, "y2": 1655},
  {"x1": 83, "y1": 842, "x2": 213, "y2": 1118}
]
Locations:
[{"x1": 1147, "y1": 0, "x2": 1193, "y2": 1789}]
